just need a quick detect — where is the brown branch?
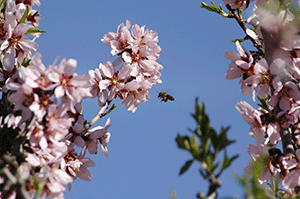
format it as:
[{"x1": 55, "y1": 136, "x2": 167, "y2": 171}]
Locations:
[{"x1": 225, "y1": 5, "x2": 264, "y2": 55}]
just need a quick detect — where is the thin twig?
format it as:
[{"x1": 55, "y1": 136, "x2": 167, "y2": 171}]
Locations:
[
  {"x1": 225, "y1": 5, "x2": 264, "y2": 55},
  {"x1": 81, "y1": 100, "x2": 112, "y2": 136}
]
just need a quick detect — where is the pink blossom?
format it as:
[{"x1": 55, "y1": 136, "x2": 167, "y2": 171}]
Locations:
[
  {"x1": 276, "y1": 104, "x2": 300, "y2": 128},
  {"x1": 35, "y1": 165, "x2": 73, "y2": 198},
  {"x1": 99, "y1": 61, "x2": 129, "y2": 100},
  {"x1": 89, "y1": 68, "x2": 105, "y2": 106},
  {"x1": 0, "y1": 22, "x2": 38, "y2": 61},
  {"x1": 0, "y1": 53, "x2": 16, "y2": 81},
  {"x1": 225, "y1": 41, "x2": 257, "y2": 97},
  {"x1": 245, "y1": 144, "x2": 279, "y2": 184},
  {"x1": 132, "y1": 25, "x2": 161, "y2": 57},
  {"x1": 236, "y1": 101, "x2": 266, "y2": 145},
  {"x1": 122, "y1": 49, "x2": 162, "y2": 76},
  {"x1": 76, "y1": 157, "x2": 95, "y2": 181},
  {"x1": 49, "y1": 58, "x2": 92, "y2": 112},
  {"x1": 269, "y1": 81, "x2": 300, "y2": 112},
  {"x1": 101, "y1": 20, "x2": 162, "y2": 79},
  {"x1": 6, "y1": 68, "x2": 55, "y2": 121},
  {"x1": 30, "y1": 52, "x2": 59, "y2": 90},
  {"x1": 225, "y1": 41, "x2": 254, "y2": 76},
  {"x1": 27, "y1": 122, "x2": 48, "y2": 149},
  {"x1": 266, "y1": 122, "x2": 281, "y2": 145},
  {"x1": 18, "y1": 0, "x2": 41, "y2": 7},
  {"x1": 86, "y1": 118, "x2": 111, "y2": 156},
  {"x1": 70, "y1": 115, "x2": 86, "y2": 148},
  {"x1": 47, "y1": 104, "x2": 74, "y2": 140},
  {"x1": 102, "y1": 20, "x2": 133, "y2": 57},
  {"x1": 282, "y1": 149, "x2": 300, "y2": 189},
  {"x1": 223, "y1": 0, "x2": 254, "y2": 10},
  {"x1": 235, "y1": 101, "x2": 262, "y2": 127},
  {"x1": 7, "y1": 81, "x2": 39, "y2": 121},
  {"x1": 121, "y1": 79, "x2": 152, "y2": 112},
  {"x1": 244, "y1": 58, "x2": 271, "y2": 100},
  {"x1": 61, "y1": 149, "x2": 95, "y2": 185}
]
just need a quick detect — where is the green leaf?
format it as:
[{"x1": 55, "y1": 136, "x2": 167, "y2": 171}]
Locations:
[
  {"x1": 175, "y1": 134, "x2": 189, "y2": 150},
  {"x1": 214, "y1": 126, "x2": 236, "y2": 153},
  {"x1": 34, "y1": 178, "x2": 47, "y2": 197},
  {"x1": 0, "y1": 0, "x2": 5, "y2": 11},
  {"x1": 26, "y1": 28, "x2": 46, "y2": 34},
  {"x1": 231, "y1": 38, "x2": 245, "y2": 43},
  {"x1": 237, "y1": 7, "x2": 242, "y2": 17},
  {"x1": 209, "y1": 128, "x2": 219, "y2": 152},
  {"x1": 251, "y1": 154, "x2": 267, "y2": 180},
  {"x1": 19, "y1": 6, "x2": 30, "y2": 24},
  {"x1": 189, "y1": 133, "x2": 199, "y2": 156},
  {"x1": 107, "y1": 103, "x2": 116, "y2": 113},
  {"x1": 201, "y1": 135, "x2": 210, "y2": 155},
  {"x1": 219, "y1": 3, "x2": 223, "y2": 11},
  {"x1": 192, "y1": 100, "x2": 210, "y2": 137},
  {"x1": 21, "y1": 58, "x2": 31, "y2": 67},
  {"x1": 205, "y1": 153, "x2": 214, "y2": 171},
  {"x1": 201, "y1": 2, "x2": 219, "y2": 13},
  {"x1": 210, "y1": 1, "x2": 217, "y2": 8},
  {"x1": 179, "y1": 159, "x2": 194, "y2": 175},
  {"x1": 184, "y1": 139, "x2": 190, "y2": 151},
  {"x1": 201, "y1": 1, "x2": 227, "y2": 16},
  {"x1": 257, "y1": 94, "x2": 269, "y2": 111}
]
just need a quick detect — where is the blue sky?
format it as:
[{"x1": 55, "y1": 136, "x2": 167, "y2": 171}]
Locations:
[{"x1": 36, "y1": 0, "x2": 258, "y2": 198}]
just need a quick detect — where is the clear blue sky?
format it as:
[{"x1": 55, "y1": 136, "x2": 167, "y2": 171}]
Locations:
[{"x1": 36, "y1": 0, "x2": 257, "y2": 198}]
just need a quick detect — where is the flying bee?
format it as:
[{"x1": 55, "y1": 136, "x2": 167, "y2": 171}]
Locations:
[{"x1": 158, "y1": 92, "x2": 174, "y2": 102}]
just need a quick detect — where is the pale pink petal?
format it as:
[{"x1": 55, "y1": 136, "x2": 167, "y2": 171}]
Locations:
[
  {"x1": 65, "y1": 59, "x2": 77, "y2": 75},
  {"x1": 122, "y1": 52, "x2": 132, "y2": 63},
  {"x1": 100, "y1": 143, "x2": 108, "y2": 157},
  {"x1": 100, "y1": 62, "x2": 114, "y2": 78},
  {"x1": 139, "y1": 60, "x2": 156, "y2": 71},
  {"x1": 54, "y1": 85, "x2": 65, "y2": 99},
  {"x1": 279, "y1": 96, "x2": 291, "y2": 112},
  {"x1": 283, "y1": 170, "x2": 300, "y2": 189}
]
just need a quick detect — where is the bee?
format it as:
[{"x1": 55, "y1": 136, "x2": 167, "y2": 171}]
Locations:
[{"x1": 158, "y1": 92, "x2": 174, "y2": 102}]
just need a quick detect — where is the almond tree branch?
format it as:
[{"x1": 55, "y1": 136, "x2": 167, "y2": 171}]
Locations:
[
  {"x1": 81, "y1": 100, "x2": 113, "y2": 136},
  {"x1": 225, "y1": 5, "x2": 264, "y2": 56}
]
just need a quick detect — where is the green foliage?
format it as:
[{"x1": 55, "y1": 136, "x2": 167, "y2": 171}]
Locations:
[
  {"x1": 175, "y1": 98, "x2": 238, "y2": 198},
  {"x1": 19, "y1": 6, "x2": 30, "y2": 24},
  {"x1": 238, "y1": 154, "x2": 300, "y2": 199},
  {"x1": 257, "y1": 94, "x2": 270, "y2": 111},
  {"x1": 0, "y1": 0, "x2": 4, "y2": 11},
  {"x1": 179, "y1": 159, "x2": 194, "y2": 175},
  {"x1": 21, "y1": 58, "x2": 31, "y2": 67},
  {"x1": 200, "y1": 1, "x2": 229, "y2": 17},
  {"x1": 34, "y1": 178, "x2": 47, "y2": 198},
  {"x1": 26, "y1": 28, "x2": 46, "y2": 34},
  {"x1": 238, "y1": 155, "x2": 274, "y2": 199},
  {"x1": 18, "y1": 6, "x2": 46, "y2": 34}
]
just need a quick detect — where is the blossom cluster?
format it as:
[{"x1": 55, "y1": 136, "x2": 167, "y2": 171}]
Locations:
[
  {"x1": 222, "y1": 0, "x2": 300, "y2": 195},
  {"x1": 0, "y1": 1, "x2": 162, "y2": 198},
  {"x1": 99, "y1": 20, "x2": 163, "y2": 112}
]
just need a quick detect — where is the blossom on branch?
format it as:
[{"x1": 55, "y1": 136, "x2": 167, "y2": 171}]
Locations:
[{"x1": 0, "y1": 1, "x2": 163, "y2": 197}]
